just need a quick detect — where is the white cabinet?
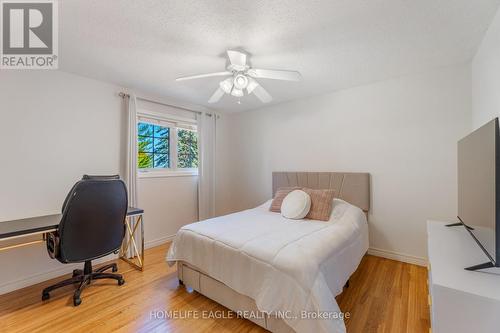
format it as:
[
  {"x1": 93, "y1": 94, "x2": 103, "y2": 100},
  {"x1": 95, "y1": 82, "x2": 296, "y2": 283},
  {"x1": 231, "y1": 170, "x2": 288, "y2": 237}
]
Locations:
[{"x1": 427, "y1": 221, "x2": 500, "y2": 333}]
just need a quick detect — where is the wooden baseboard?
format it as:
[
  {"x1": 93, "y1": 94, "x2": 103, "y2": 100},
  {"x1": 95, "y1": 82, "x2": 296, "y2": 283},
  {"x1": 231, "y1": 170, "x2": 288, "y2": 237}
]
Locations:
[
  {"x1": 145, "y1": 234, "x2": 175, "y2": 249},
  {"x1": 368, "y1": 247, "x2": 428, "y2": 267}
]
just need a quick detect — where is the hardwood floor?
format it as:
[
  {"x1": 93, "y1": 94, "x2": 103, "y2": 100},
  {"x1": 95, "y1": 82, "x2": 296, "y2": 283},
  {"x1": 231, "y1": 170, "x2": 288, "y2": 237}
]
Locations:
[
  {"x1": 0, "y1": 244, "x2": 429, "y2": 333},
  {"x1": 337, "y1": 255, "x2": 430, "y2": 332}
]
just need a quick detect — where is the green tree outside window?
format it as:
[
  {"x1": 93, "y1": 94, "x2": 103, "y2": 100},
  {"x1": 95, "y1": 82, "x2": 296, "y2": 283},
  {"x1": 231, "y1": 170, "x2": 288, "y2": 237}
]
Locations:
[
  {"x1": 177, "y1": 129, "x2": 198, "y2": 168},
  {"x1": 138, "y1": 122, "x2": 169, "y2": 169}
]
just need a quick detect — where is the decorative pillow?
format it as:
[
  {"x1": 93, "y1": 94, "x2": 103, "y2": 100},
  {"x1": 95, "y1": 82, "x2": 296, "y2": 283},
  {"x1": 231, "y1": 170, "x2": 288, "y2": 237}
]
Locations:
[
  {"x1": 303, "y1": 188, "x2": 335, "y2": 221},
  {"x1": 270, "y1": 187, "x2": 301, "y2": 212},
  {"x1": 281, "y1": 190, "x2": 311, "y2": 219}
]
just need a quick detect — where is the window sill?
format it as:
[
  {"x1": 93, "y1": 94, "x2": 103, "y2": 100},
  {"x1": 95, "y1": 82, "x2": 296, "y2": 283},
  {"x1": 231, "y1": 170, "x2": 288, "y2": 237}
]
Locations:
[{"x1": 138, "y1": 170, "x2": 198, "y2": 179}]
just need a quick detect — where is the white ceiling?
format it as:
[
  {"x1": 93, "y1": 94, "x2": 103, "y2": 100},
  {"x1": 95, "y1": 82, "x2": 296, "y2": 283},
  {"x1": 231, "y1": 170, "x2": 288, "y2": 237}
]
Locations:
[{"x1": 60, "y1": 0, "x2": 500, "y2": 112}]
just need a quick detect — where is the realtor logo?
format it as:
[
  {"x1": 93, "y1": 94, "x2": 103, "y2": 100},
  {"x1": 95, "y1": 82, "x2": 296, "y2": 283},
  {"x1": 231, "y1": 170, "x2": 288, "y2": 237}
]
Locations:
[{"x1": 1, "y1": 0, "x2": 58, "y2": 69}]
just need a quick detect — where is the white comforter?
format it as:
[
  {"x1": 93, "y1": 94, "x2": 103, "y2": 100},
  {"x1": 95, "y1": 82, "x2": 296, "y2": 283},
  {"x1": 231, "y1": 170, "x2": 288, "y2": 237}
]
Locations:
[{"x1": 166, "y1": 199, "x2": 369, "y2": 333}]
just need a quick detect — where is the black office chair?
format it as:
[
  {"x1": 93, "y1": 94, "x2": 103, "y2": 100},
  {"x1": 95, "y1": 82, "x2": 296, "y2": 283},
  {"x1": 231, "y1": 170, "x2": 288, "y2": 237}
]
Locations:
[{"x1": 42, "y1": 175, "x2": 128, "y2": 306}]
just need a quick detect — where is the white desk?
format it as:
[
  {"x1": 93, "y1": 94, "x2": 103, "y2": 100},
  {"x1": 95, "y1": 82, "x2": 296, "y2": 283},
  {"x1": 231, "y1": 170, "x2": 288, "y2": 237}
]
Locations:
[{"x1": 0, "y1": 207, "x2": 145, "y2": 271}]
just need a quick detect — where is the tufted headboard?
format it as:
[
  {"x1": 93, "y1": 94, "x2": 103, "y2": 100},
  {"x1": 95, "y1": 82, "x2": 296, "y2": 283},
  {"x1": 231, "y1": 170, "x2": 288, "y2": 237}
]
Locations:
[{"x1": 272, "y1": 172, "x2": 370, "y2": 212}]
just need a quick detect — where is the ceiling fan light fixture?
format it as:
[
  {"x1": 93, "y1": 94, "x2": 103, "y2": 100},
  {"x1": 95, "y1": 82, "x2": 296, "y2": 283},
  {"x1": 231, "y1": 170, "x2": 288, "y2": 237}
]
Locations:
[
  {"x1": 231, "y1": 88, "x2": 244, "y2": 97},
  {"x1": 220, "y1": 77, "x2": 233, "y2": 94},
  {"x1": 233, "y1": 74, "x2": 249, "y2": 90}
]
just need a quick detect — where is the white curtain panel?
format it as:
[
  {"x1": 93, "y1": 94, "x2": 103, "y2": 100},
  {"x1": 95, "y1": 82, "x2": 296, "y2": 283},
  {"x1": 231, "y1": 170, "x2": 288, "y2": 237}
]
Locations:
[
  {"x1": 125, "y1": 94, "x2": 138, "y2": 207},
  {"x1": 197, "y1": 112, "x2": 217, "y2": 220},
  {"x1": 123, "y1": 94, "x2": 139, "y2": 259}
]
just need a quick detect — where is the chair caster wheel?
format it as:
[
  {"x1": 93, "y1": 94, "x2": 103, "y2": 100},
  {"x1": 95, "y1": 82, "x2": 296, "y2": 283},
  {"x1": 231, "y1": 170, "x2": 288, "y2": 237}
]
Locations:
[
  {"x1": 118, "y1": 278, "x2": 125, "y2": 286},
  {"x1": 112, "y1": 265, "x2": 118, "y2": 272},
  {"x1": 73, "y1": 296, "x2": 82, "y2": 306},
  {"x1": 42, "y1": 292, "x2": 50, "y2": 301},
  {"x1": 72, "y1": 269, "x2": 82, "y2": 277}
]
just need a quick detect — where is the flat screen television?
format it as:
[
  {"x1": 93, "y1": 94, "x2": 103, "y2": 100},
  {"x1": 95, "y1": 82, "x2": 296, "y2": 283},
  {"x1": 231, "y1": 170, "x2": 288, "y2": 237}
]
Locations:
[{"x1": 455, "y1": 117, "x2": 500, "y2": 271}]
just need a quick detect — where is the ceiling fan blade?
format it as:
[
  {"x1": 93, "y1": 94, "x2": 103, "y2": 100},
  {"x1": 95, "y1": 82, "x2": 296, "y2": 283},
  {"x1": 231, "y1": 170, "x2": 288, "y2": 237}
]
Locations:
[
  {"x1": 208, "y1": 87, "x2": 225, "y2": 103},
  {"x1": 252, "y1": 85, "x2": 273, "y2": 103},
  {"x1": 219, "y1": 77, "x2": 234, "y2": 94},
  {"x1": 248, "y1": 69, "x2": 302, "y2": 81},
  {"x1": 227, "y1": 50, "x2": 247, "y2": 68},
  {"x1": 176, "y1": 71, "x2": 232, "y2": 81},
  {"x1": 246, "y1": 77, "x2": 259, "y2": 94}
]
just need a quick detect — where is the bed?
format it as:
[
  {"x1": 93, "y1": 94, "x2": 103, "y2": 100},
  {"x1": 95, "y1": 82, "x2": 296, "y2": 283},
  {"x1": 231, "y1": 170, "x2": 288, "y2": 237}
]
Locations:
[{"x1": 167, "y1": 172, "x2": 370, "y2": 333}]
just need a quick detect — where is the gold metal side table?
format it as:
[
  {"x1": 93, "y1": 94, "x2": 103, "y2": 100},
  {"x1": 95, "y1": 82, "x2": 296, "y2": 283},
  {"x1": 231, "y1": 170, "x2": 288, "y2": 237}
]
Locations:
[{"x1": 119, "y1": 207, "x2": 145, "y2": 271}]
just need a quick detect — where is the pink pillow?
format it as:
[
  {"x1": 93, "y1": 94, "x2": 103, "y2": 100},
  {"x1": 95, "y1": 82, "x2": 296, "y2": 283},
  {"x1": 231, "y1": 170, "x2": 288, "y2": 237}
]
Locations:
[
  {"x1": 269, "y1": 187, "x2": 301, "y2": 212},
  {"x1": 302, "y1": 188, "x2": 335, "y2": 221}
]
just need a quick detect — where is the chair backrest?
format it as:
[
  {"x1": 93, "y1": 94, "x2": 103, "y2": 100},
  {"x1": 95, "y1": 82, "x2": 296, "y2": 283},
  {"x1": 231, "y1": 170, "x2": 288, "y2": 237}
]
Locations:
[{"x1": 58, "y1": 175, "x2": 128, "y2": 263}]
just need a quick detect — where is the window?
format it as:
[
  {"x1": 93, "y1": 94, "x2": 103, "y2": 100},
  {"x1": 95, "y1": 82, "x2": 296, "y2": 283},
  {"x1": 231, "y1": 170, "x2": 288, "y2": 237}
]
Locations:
[
  {"x1": 137, "y1": 115, "x2": 198, "y2": 176},
  {"x1": 138, "y1": 123, "x2": 170, "y2": 168},
  {"x1": 177, "y1": 128, "x2": 198, "y2": 168}
]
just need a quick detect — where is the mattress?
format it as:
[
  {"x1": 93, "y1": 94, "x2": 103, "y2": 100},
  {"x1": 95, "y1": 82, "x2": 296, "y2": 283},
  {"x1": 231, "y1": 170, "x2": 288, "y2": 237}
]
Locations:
[{"x1": 167, "y1": 198, "x2": 369, "y2": 333}]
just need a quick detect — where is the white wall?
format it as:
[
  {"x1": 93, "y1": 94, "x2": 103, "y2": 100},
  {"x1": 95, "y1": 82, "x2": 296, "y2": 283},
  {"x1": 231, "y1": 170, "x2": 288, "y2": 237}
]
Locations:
[
  {"x1": 0, "y1": 71, "x2": 125, "y2": 221},
  {"x1": 472, "y1": 7, "x2": 500, "y2": 129},
  {"x1": 0, "y1": 71, "x2": 201, "y2": 294},
  {"x1": 138, "y1": 176, "x2": 198, "y2": 244},
  {"x1": 218, "y1": 65, "x2": 472, "y2": 261}
]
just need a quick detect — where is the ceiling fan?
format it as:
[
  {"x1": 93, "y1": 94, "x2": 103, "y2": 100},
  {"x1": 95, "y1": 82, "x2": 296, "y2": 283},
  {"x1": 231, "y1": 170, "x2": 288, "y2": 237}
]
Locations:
[{"x1": 176, "y1": 50, "x2": 302, "y2": 104}]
